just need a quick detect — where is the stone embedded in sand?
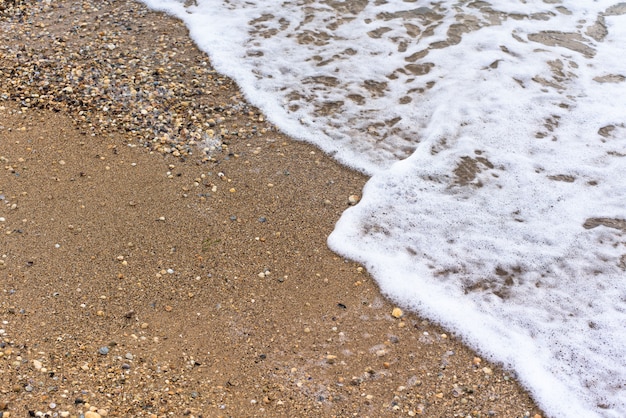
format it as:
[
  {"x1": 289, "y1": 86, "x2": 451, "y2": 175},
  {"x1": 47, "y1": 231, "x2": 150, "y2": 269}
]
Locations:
[
  {"x1": 348, "y1": 194, "x2": 360, "y2": 205},
  {"x1": 391, "y1": 307, "x2": 403, "y2": 318},
  {"x1": 85, "y1": 412, "x2": 102, "y2": 418}
]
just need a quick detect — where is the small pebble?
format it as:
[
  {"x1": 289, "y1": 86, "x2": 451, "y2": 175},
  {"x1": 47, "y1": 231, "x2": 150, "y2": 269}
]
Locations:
[
  {"x1": 98, "y1": 346, "x2": 110, "y2": 355},
  {"x1": 391, "y1": 307, "x2": 403, "y2": 318},
  {"x1": 348, "y1": 195, "x2": 360, "y2": 205}
]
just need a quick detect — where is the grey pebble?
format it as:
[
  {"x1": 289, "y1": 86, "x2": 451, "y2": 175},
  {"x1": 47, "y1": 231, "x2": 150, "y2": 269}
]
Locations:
[{"x1": 98, "y1": 346, "x2": 110, "y2": 355}]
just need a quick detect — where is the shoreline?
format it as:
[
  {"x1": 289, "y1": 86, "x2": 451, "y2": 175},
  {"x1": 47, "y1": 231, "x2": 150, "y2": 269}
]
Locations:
[{"x1": 0, "y1": 1, "x2": 544, "y2": 417}]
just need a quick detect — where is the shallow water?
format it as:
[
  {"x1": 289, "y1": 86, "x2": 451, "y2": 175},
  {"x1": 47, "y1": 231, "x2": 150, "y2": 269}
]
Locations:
[{"x1": 138, "y1": 1, "x2": 626, "y2": 416}]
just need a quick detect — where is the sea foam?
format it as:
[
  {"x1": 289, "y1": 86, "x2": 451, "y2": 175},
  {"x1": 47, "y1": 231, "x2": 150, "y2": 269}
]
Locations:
[{"x1": 138, "y1": 1, "x2": 626, "y2": 416}]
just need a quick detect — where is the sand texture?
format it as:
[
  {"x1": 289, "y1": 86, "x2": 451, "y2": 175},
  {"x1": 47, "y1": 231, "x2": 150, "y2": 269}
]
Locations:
[{"x1": 0, "y1": 0, "x2": 544, "y2": 416}]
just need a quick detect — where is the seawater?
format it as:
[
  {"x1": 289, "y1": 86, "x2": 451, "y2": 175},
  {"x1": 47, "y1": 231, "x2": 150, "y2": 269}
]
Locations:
[{"x1": 137, "y1": 1, "x2": 626, "y2": 416}]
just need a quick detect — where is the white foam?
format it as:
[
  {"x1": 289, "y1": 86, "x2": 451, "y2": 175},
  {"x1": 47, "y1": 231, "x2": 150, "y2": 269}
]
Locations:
[{"x1": 138, "y1": 1, "x2": 626, "y2": 416}]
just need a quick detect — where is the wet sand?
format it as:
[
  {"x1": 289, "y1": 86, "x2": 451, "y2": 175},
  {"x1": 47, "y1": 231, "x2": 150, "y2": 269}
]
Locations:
[{"x1": 0, "y1": 1, "x2": 544, "y2": 416}]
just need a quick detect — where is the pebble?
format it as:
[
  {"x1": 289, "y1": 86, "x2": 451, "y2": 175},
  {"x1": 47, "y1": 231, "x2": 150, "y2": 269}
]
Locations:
[
  {"x1": 98, "y1": 346, "x2": 110, "y2": 355},
  {"x1": 391, "y1": 307, "x2": 403, "y2": 318},
  {"x1": 84, "y1": 412, "x2": 102, "y2": 418}
]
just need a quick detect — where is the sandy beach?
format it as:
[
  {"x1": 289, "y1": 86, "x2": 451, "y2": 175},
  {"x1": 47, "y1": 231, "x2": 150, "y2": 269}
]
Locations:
[{"x1": 0, "y1": 1, "x2": 544, "y2": 416}]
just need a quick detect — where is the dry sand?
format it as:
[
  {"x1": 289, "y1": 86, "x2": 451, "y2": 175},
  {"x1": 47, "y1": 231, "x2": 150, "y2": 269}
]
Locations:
[{"x1": 0, "y1": 0, "x2": 544, "y2": 416}]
